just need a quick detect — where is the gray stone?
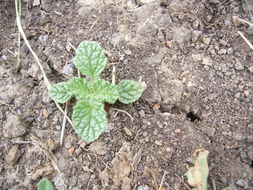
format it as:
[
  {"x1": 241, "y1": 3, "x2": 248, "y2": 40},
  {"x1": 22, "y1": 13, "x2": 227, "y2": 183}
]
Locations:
[
  {"x1": 246, "y1": 135, "x2": 253, "y2": 142},
  {"x1": 38, "y1": 35, "x2": 48, "y2": 44},
  {"x1": 210, "y1": 0, "x2": 220, "y2": 4},
  {"x1": 192, "y1": 20, "x2": 199, "y2": 29},
  {"x1": 218, "y1": 49, "x2": 227, "y2": 55},
  {"x1": 137, "y1": 185, "x2": 149, "y2": 190},
  {"x1": 172, "y1": 26, "x2": 192, "y2": 48},
  {"x1": 53, "y1": 173, "x2": 67, "y2": 190},
  {"x1": 227, "y1": 48, "x2": 234, "y2": 55},
  {"x1": 235, "y1": 62, "x2": 244, "y2": 70},
  {"x1": 202, "y1": 56, "x2": 213, "y2": 67},
  {"x1": 236, "y1": 179, "x2": 248, "y2": 189},
  {"x1": 3, "y1": 114, "x2": 26, "y2": 138},
  {"x1": 139, "y1": 110, "x2": 145, "y2": 118},
  {"x1": 247, "y1": 150, "x2": 253, "y2": 160},
  {"x1": 42, "y1": 91, "x2": 51, "y2": 103},
  {"x1": 222, "y1": 184, "x2": 238, "y2": 190},
  {"x1": 62, "y1": 63, "x2": 74, "y2": 77},
  {"x1": 66, "y1": 38, "x2": 73, "y2": 52},
  {"x1": 233, "y1": 132, "x2": 243, "y2": 140},
  {"x1": 219, "y1": 39, "x2": 228, "y2": 46},
  {"x1": 159, "y1": 80, "x2": 184, "y2": 105},
  {"x1": 202, "y1": 36, "x2": 211, "y2": 45},
  {"x1": 201, "y1": 127, "x2": 216, "y2": 136},
  {"x1": 125, "y1": 49, "x2": 132, "y2": 55},
  {"x1": 248, "y1": 66, "x2": 253, "y2": 73},
  {"x1": 240, "y1": 151, "x2": 247, "y2": 159},
  {"x1": 192, "y1": 54, "x2": 202, "y2": 62},
  {"x1": 33, "y1": 0, "x2": 40, "y2": 6},
  {"x1": 192, "y1": 30, "x2": 202, "y2": 42}
]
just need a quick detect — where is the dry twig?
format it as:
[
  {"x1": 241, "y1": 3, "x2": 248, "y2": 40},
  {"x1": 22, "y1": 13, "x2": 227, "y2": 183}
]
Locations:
[
  {"x1": 111, "y1": 108, "x2": 134, "y2": 121},
  {"x1": 15, "y1": 0, "x2": 73, "y2": 127},
  {"x1": 30, "y1": 134, "x2": 60, "y2": 173},
  {"x1": 212, "y1": 179, "x2": 217, "y2": 190},
  {"x1": 159, "y1": 171, "x2": 167, "y2": 190},
  {"x1": 237, "y1": 31, "x2": 253, "y2": 51},
  {"x1": 175, "y1": 174, "x2": 191, "y2": 190},
  {"x1": 60, "y1": 102, "x2": 68, "y2": 145}
]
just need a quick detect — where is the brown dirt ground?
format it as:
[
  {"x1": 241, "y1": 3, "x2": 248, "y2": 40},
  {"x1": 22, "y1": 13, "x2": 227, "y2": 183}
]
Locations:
[{"x1": 0, "y1": 0, "x2": 253, "y2": 190}]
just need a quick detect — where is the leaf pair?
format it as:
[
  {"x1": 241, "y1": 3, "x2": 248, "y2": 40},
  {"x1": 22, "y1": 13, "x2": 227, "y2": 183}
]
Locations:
[
  {"x1": 49, "y1": 77, "x2": 118, "y2": 104},
  {"x1": 49, "y1": 41, "x2": 144, "y2": 142}
]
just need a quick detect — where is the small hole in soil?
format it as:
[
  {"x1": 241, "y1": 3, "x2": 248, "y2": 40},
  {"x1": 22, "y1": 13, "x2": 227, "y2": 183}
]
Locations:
[
  {"x1": 186, "y1": 112, "x2": 201, "y2": 122},
  {"x1": 251, "y1": 161, "x2": 253, "y2": 168}
]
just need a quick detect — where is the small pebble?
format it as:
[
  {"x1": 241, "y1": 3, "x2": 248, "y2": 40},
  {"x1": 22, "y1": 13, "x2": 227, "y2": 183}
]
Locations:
[
  {"x1": 248, "y1": 66, "x2": 253, "y2": 73},
  {"x1": 139, "y1": 110, "x2": 145, "y2": 118},
  {"x1": 166, "y1": 147, "x2": 172, "y2": 152},
  {"x1": 235, "y1": 62, "x2": 244, "y2": 70},
  {"x1": 125, "y1": 49, "x2": 132, "y2": 55},
  {"x1": 202, "y1": 36, "x2": 211, "y2": 45},
  {"x1": 174, "y1": 128, "x2": 181, "y2": 133},
  {"x1": 210, "y1": 0, "x2": 220, "y2": 4},
  {"x1": 47, "y1": 139, "x2": 59, "y2": 151},
  {"x1": 218, "y1": 49, "x2": 227, "y2": 55},
  {"x1": 124, "y1": 127, "x2": 133, "y2": 136},
  {"x1": 3, "y1": 114, "x2": 26, "y2": 138},
  {"x1": 143, "y1": 132, "x2": 148, "y2": 137},
  {"x1": 137, "y1": 185, "x2": 149, "y2": 190},
  {"x1": 68, "y1": 147, "x2": 75, "y2": 156},
  {"x1": 155, "y1": 140, "x2": 162, "y2": 146},
  {"x1": 247, "y1": 150, "x2": 253, "y2": 160},
  {"x1": 236, "y1": 179, "x2": 248, "y2": 189},
  {"x1": 5, "y1": 145, "x2": 21, "y2": 166},
  {"x1": 206, "y1": 15, "x2": 212, "y2": 22}
]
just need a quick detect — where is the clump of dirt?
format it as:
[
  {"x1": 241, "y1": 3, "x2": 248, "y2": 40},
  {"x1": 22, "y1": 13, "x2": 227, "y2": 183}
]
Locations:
[{"x1": 0, "y1": 0, "x2": 252, "y2": 190}]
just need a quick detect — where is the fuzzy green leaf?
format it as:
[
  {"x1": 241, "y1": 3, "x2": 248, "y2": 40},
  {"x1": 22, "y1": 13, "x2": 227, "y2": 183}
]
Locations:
[
  {"x1": 117, "y1": 80, "x2": 144, "y2": 104},
  {"x1": 67, "y1": 77, "x2": 89, "y2": 100},
  {"x1": 88, "y1": 79, "x2": 119, "y2": 104},
  {"x1": 72, "y1": 100, "x2": 107, "y2": 142},
  {"x1": 49, "y1": 82, "x2": 72, "y2": 103},
  {"x1": 73, "y1": 41, "x2": 107, "y2": 78},
  {"x1": 37, "y1": 178, "x2": 54, "y2": 190}
]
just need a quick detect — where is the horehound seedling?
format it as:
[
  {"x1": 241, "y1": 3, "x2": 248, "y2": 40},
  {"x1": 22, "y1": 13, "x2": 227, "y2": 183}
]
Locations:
[{"x1": 49, "y1": 41, "x2": 144, "y2": 142}]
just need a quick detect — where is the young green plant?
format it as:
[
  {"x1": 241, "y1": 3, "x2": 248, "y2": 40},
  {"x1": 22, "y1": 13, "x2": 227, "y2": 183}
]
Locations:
[{"x1": 49, "y1": 41, "x2": 144, "y2": 142}]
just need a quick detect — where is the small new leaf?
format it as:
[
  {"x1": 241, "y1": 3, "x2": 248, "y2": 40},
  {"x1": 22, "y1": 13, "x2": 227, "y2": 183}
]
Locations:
[
  {"x1": 89, "y1": 79, "x2": 119, "y2": 104},
  {"x1": 37, "y1": 178, "x2": 54, "y2": 190},
  {"x1": 72, "y1": 100, "x2": 107, "y2": 142},
  {"x1": 68, "y1": 77, "x2": 89, "y2": 100},
  {"x1": 117, "y1": 80, "x2": 144, "y2": 104},
  {"x1": 49, "y1": 82, "x2": 72, "y2": 103},
  {"x1": 73, "y1": 41, "x2": 107, "y2": 78}
]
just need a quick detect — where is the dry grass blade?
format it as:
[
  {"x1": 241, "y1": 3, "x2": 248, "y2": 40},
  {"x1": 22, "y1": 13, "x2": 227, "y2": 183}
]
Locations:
[
  {"x1": 112, "y1": 66, "x2": 116, "y2": 85},
  {"x1": 237, "y1": 31, "x2": 253, "y2": 51},
  {"x1": 60, "y1": 102, "x2": 68, "y2": 145},
  {"x1": 244, "y1": 0, "x2": 253, "y2": 21},
  {"x1": 159, "y1": 171, "x2": 167, "y2": 190},
  {"x1": 175, "y1": 174, "x2": 191, "y2": 190},
  {"x1": 111, "y1": 108, "x2": 134, "y2": 121},
  {"x1": 16, "y1": 1, "x2": 21, "y2": 71},
  {"x1": 212, "y1": 179, "x2": 217, "y2": 190},
  {"x1": 30, "y1": 134, "x2": 60, "y2": 173},
  {"x1": 15, "y1": 0, "x2": 73, "y2": 127}
]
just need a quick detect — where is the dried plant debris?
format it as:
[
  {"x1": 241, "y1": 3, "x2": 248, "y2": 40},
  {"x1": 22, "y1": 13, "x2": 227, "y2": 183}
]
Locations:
[
  {"x1": 186, "y1": 149, "x2": 209, "y2": 190},
  {"x1": 99, "y1": 142, "x2": 142, "y2": 190}
]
